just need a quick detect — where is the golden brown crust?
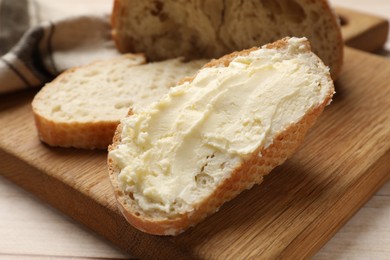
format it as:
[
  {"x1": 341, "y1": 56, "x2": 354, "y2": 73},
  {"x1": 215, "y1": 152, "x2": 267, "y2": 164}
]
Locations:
[
  {"x1": 34, "y1": 113, "x2": 120, "y2": 149},
  {"x1": 319, "y1": 0, "x2": 344, "y2": 80},
  {"x1": 108, "y1": 38, "x2": 334, "y2": 235}
]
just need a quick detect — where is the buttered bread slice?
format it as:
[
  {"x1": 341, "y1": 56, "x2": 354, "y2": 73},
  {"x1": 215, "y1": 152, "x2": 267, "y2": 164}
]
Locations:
[
  {"x1": 32, "y1": 55, "x2": 206, "y2": 149},
  {"x1": 108, "y1": 37, "x2": 335, "y2": 235}
]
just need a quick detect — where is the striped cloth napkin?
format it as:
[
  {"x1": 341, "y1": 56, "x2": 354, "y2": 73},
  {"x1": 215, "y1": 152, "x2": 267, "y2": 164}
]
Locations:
[{"x1": 0, "y1": 0, "x2": 119, "y2": 94}]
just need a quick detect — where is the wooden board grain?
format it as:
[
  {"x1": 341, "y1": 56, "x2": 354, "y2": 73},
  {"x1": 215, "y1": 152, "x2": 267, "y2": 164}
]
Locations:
[{"x1": 0, "y1": 47, "x2": 389, "y2": 259}]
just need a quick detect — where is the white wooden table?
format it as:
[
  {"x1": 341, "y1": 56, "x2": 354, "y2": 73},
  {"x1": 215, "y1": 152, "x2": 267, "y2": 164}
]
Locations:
[{"x1": 0, "y1": 0, "x2": 389, "y2": 259}]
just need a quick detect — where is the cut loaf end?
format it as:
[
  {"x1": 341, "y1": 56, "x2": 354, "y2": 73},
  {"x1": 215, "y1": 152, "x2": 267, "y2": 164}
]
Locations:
[
  {"x1": 108, "y1": 37, "x2": 335, "y2": 235},
  {"x1": 112, "y1": 0, "x2": 343, "y2": 80}
]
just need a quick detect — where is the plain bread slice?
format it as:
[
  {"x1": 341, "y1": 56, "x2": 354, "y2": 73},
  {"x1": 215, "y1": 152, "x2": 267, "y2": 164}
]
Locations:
[{"x1": 32, "y1": 55, "x2": 206, "y2": 149}]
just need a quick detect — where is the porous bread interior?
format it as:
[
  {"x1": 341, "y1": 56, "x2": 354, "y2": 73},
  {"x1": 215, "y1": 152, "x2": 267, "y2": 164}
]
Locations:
[
  {"x1": 33, "y1": 56, "x2": 206, "y2": 123},
  {"x1": 108, "y1": 38, "x2": 334, "y2": 235},
  {"x1": 32, "y1": 55, "x2": 207, "y2": 149},
  {"x1": 112, "y1": 0, "x2": 343, "y2": 79}
]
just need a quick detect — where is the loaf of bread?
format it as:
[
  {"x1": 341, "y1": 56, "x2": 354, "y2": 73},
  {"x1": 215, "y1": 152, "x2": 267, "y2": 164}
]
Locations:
[
  {"x1": 108, "y1": 37, "x2": 335, "y2": 235},
  {"x1": 111, "y1": 0, "x2": 343, "y2": 79},
  {"x1": 32, "y1": 55, "x2": 206, "y2": 149}
]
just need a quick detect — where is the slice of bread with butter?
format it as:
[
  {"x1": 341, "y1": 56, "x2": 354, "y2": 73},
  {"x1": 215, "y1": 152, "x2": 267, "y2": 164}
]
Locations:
[
  {"x1": 108, "y1": 37, "x2": 335, "y2": 235},
  {"x1": 32, "y1": 55, "x2": 206, "y2": 149}
]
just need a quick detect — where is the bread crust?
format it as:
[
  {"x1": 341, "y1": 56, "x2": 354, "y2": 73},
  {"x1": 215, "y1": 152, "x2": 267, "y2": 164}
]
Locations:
[
  {"x1": 319, "y1": 0, "x2": 344, "y2": 80},
  {"x1": 33, "y1": 113, "x2": 119, "y2": 149},
  {"x1": 111, "y1": 0, "x2": 126, "y2": 53},
  {"x1": 108, "y1": 38, "x2": 334, "y2": 235}
]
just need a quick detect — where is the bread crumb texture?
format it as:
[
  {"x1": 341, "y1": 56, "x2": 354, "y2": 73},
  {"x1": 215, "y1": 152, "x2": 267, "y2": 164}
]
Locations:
[
  {"x1": 113, "y1": 0, "x2": 343, "y2": 79},
  {"x1": 32, "y1": 55, "x2": 206, "y2": 149}
]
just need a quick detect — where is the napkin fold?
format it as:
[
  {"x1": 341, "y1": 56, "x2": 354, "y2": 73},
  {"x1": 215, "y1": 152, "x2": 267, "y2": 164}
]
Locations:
[{"x1": 0, "y1": 0, "x2": 119, "y2": 94}]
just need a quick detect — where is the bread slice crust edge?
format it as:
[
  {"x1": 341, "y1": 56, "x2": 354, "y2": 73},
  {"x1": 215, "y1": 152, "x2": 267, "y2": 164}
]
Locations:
[
  {"x1": 107, "y1": 38, "x2": 334, "y2": 235},
  {"x1": 31, "y1": 54, "x2": 146, "y2": 150}
]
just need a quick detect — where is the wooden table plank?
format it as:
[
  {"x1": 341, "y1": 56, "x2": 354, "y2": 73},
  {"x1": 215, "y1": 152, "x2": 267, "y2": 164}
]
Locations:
[
  {"x1": 0, "y1": 177, "x2": 129, "y2": 259},
  {"x1": 314, "y1": 183, "x2": 390, "y2": 259}
]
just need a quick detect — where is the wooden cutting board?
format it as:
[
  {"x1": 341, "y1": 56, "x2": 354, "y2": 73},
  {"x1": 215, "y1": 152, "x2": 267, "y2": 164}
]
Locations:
[
  {"x1": 0, "y1": 8, "x2": 389, "y2": 259},
  {"x1": 336, "y1": 7, "x2": 389, "y2": 52}
]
